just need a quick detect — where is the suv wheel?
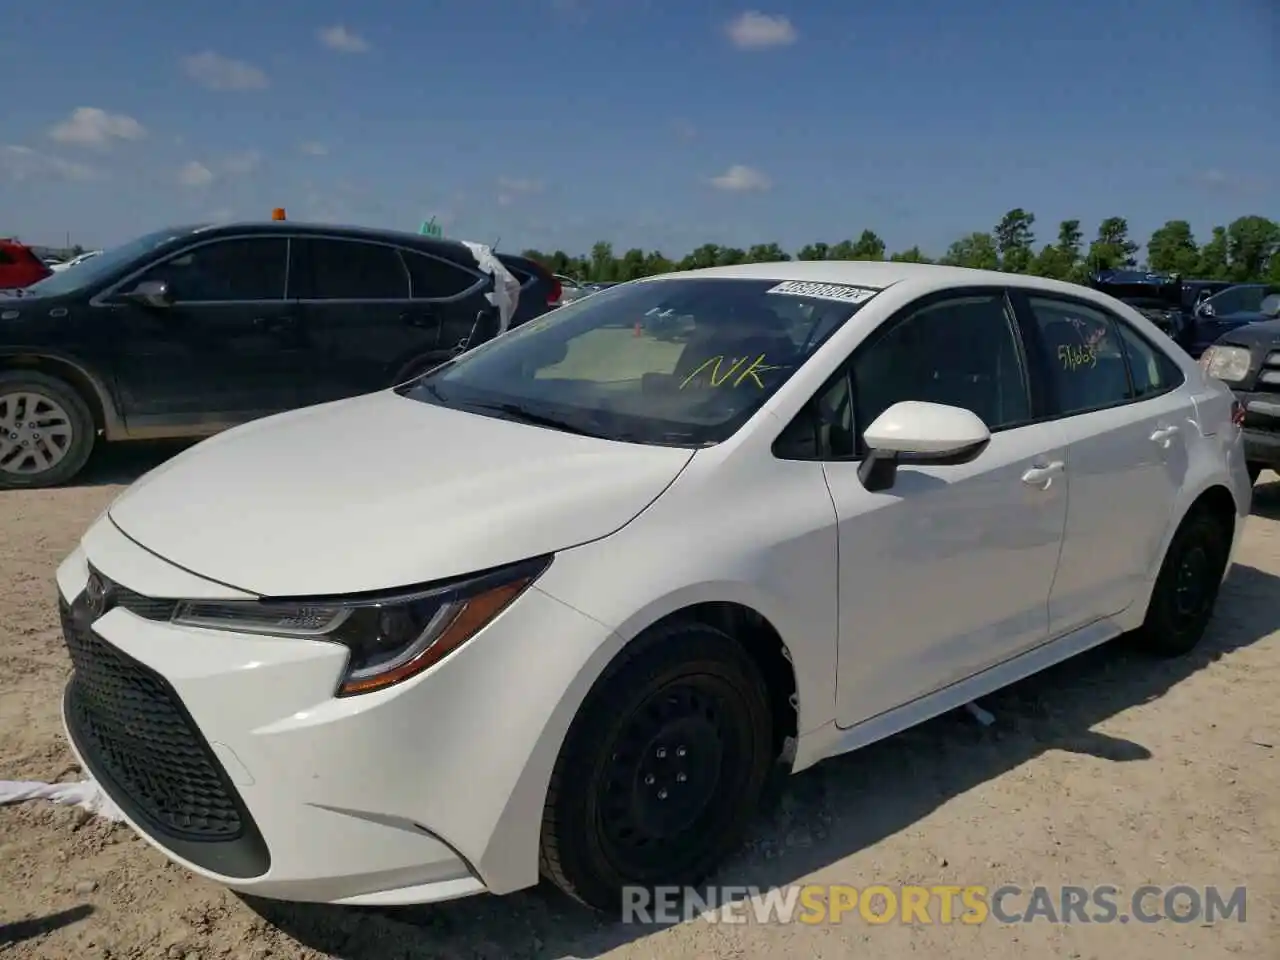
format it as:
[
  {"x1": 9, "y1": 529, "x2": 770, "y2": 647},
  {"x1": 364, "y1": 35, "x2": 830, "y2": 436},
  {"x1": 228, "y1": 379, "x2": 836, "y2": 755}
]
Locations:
[
  {"x1": 539, "y1": 622, "x2": 774, "y2": 914},
  {"x1": 0, "y1": 371, "x2": 96, "y2": 489}
]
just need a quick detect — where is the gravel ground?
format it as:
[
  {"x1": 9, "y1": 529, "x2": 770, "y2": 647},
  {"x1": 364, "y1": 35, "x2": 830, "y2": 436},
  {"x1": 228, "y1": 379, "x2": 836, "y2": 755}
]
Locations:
[{"x1": 1, "y1": 442, "x2": 1277, "y2": 959}]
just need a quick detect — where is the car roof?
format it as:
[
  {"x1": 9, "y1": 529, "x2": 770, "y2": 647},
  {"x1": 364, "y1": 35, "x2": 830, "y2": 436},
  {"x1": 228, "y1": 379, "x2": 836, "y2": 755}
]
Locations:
[{"x1": 658, "y1": 259, "x2": 1111, "y2": 300}]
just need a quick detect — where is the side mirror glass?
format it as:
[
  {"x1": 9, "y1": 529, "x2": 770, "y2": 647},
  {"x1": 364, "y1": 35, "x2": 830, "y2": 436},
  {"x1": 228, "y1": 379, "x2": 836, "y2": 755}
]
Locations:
[
  {"x1": 1260, "y1": 294, "x2": 1280, "y2": 319},
  {"x1": 1198, "y1": 302, "x2": 1216, "y2": 318},
  {"x1": 126, "y1": 279, "x2": 172, "y2": 308},
  {"x1": 858, "y1": 400, "x2": 991, "y2": 492}
]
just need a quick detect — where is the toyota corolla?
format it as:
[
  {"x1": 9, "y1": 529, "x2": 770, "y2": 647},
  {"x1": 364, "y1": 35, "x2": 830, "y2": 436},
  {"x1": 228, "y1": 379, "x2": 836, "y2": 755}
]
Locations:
[{"x1": 55, "y1": 261, "x2": 1250, "y2": 914}]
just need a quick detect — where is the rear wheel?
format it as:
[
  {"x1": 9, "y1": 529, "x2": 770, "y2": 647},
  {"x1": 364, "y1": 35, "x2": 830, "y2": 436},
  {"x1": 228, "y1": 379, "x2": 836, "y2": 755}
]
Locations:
[
  {"x1": 539, "y1": 622, "x2": 774, "y2": 914},
  {"x1": 1133, "y1": 507, "x2": 1230, "y2": 657},
  {"x1": 0, "y1": 370, "x2": 95, "y2": 489}
]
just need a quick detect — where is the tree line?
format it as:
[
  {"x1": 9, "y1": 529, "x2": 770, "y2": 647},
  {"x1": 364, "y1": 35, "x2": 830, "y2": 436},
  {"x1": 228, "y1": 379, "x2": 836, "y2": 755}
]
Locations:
[{"x1": 522, "y1": 212, "x2": 1280, "y2": 287}]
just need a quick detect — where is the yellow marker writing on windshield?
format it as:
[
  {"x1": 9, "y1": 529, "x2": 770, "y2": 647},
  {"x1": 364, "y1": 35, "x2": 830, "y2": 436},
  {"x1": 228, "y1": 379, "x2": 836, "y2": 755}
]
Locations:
[{"x1": 679, "y1": 354, "x2": 782, "y2": 390}]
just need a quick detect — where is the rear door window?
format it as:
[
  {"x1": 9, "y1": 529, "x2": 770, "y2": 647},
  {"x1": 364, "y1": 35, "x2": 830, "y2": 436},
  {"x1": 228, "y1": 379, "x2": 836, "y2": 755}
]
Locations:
[{"x1": 300, "y1": 238, "x2": 409, "y2": 300}]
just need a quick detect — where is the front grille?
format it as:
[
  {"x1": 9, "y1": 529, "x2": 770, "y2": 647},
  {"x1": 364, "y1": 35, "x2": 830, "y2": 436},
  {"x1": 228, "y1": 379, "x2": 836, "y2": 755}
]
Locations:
[
  {"x1": 60, "y1": 599, "x2": 243, "y2": 840},
  {"x1": 1257, "y1": 351, "x2": 1280, "y2": 395},
  {"x1": 87, "y1": 564, "x2": 178, "y2": 621}
]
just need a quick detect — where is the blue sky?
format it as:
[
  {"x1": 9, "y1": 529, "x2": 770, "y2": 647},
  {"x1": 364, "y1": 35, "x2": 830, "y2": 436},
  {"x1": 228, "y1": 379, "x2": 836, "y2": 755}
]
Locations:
[{"x1": 2, "y1": 0, "x2": 1276, "y2": 259}]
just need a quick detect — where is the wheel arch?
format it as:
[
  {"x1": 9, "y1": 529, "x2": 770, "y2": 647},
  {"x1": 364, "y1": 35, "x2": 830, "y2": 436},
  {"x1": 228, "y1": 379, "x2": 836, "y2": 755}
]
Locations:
[{"x1": 0, "y1": 350, "x2": 124, "y2": 438}]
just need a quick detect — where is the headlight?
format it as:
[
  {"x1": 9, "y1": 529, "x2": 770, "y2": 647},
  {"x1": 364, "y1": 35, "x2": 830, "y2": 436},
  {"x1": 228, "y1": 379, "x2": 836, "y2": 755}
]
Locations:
[
  {"x1": 171, "y1": 555, "x2": 551, "y2": 696},
  {"x1": 1199, "y1": 345, "x2": 1252, "y2": 383}
]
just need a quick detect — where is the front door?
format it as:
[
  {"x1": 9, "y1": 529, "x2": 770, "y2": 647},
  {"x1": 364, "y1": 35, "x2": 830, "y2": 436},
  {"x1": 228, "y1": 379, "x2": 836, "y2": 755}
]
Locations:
[
  {"x1": 1017, "y1": 293, "x2": 1193, "y2": 634},
  {"x1": 105, "y1": 236, "x2": 306, "y2": 432},
  {"x1": 830, "y1": 291, "x2": 1069, "y2": 727}
]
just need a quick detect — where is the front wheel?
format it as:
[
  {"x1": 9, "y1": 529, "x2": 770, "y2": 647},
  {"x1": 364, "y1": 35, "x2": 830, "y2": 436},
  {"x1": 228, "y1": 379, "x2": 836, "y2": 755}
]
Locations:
[
  {"x1": 1133, "y1": 508, "x2": 1230, "y2": 657},
  {"x1": 539, "y1": 622, "x2": 774, "y2": 914},
  {"x1": 0, "y1": 370, "x2": 96, "y2": 489}
]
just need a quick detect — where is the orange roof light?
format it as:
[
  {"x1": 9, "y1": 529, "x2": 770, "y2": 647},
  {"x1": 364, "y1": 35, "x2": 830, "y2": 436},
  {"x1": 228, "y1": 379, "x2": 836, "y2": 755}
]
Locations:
[{"x1": 271, "y1": 207, "x2": 287, "y2": 220}]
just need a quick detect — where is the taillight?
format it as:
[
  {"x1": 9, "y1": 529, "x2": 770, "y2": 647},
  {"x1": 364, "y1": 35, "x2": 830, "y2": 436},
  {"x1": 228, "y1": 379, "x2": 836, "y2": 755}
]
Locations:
[
  {"x1": 1232, "y1": 400, "x2": 1245, "y2": 427},
  {"x1": 548, "y1": 277, "x2": 562, "y2": 306}
]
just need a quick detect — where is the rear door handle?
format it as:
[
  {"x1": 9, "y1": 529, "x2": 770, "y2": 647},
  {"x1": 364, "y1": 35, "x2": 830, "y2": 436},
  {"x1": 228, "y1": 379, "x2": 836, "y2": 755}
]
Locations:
[
  {"x1": 1021, "y1": 461, "x2": 1064, "y2": 488},
  {"x1": 1150, "y1": 424, "x2": 1180, "y2": 446}
]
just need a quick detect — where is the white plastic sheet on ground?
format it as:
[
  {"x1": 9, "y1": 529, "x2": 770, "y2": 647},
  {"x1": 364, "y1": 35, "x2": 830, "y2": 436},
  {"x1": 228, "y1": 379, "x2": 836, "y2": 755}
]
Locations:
[
  {"x1": 461, "y1": 240, "x2": 521, "y2": 335},
  {"x1": 0, "y1": 779, "x2": 126, "y2": 822}
]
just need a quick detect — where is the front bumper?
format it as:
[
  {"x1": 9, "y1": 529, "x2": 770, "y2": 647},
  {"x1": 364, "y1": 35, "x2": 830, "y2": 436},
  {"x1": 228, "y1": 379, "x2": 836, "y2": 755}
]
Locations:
[
  {"x1": 1234, "y1": 390, "x2": 1280, "y2": 467},
  {"x1": 55, "y1": 517, "x2": 617, "y2": 906}
]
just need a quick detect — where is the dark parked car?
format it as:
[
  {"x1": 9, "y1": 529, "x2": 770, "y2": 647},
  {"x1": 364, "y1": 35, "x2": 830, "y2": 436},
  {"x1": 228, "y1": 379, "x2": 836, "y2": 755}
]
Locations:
[
  {"x1": 0, "y1": 238, "x2": 53, "y2": 290},
  {"x1": 495, "y1": 253, "x2": 562, "y2": 327},
  {"x1": 1088, "y1": 270, "x2": 1194, "y2": 352},
  {"x1": 0, "y1": 221, "x2": 519, "y2": 488},
  {"x1": 1199, "y1": 299, "x2": 1280, "y2": 484},
  {"x1": 1191, "y1": 283, "x2": 1280, "y2": 352}
]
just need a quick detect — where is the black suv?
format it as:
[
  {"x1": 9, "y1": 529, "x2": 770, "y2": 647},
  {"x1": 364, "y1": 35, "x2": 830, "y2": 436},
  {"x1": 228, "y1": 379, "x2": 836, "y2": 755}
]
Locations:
[
  {"x1": 1199, "y1": 308, "x2": 1280, "y2": 484},
  {"x1": 0, "y1": 221, "x2": 515, "y2": 488}
]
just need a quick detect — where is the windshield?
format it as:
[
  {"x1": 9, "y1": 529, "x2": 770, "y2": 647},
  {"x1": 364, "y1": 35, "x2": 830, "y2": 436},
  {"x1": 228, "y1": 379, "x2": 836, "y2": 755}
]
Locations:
[
  {"x1": 23, "y1": 226, "x2": 200, "y2": 297},
  {"x1": 402, "y1": 276, "x2": 880, "y2": 446}
]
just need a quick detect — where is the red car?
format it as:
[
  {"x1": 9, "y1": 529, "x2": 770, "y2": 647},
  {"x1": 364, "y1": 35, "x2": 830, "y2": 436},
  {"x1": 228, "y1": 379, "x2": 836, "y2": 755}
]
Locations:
[{"x1": 0, "y1": 238, "x2": 52, "y2": 289}]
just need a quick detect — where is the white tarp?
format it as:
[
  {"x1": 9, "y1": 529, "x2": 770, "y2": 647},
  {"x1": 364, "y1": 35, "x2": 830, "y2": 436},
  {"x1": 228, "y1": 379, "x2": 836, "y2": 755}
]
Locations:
[
  {"x1": 0, "y1": 778, "x2": 125, "y2": 821},
  {"x1": 461, "y1": 241, "x2": 521, "y2": 335}
]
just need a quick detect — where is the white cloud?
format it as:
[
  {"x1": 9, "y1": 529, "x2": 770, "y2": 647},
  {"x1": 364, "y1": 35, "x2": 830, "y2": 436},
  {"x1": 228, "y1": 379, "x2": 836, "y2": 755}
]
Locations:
[
  {"x1": 48, "y1": 107, "x2": 146, "y2": 148},
  {"x1": 177, "y1": 160, "x2": 215, "y2": 187},
  {"x1": 0, "y1": 144, "x2": 101, "y2": 181},
  {"x1": 318, "y1": 25, "x2": 370, "y2": 53},
  {"x1": 726, "y1": 11, "x2": 797, "y2": 49},
  {"x1": 709, "y1": 164, "x2": 771, "y2": 191},
  {"x1": 299, "y1": 141, "x2": 329, "y2": 156},
  {"x1": 496, "y1": 176, "x2": 544, "y2": 207},
  {"x1": 222, "y1": 150, "x2": 262, "y2": 175},
  {"x1": 183, "y1": 51, "x2": 269, "y2": 91}
]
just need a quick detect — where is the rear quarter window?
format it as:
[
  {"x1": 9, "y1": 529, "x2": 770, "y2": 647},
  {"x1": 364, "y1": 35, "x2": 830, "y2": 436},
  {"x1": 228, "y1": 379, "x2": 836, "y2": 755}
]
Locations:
[{"x1": 402, "y1": 250, "x2": 482, "y2": 300}]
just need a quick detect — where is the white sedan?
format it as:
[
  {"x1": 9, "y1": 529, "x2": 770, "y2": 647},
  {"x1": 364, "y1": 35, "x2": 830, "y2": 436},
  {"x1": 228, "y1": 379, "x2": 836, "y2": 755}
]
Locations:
[{"x1": 55, "y1": 261, "x2": 1250, "y2": 914}]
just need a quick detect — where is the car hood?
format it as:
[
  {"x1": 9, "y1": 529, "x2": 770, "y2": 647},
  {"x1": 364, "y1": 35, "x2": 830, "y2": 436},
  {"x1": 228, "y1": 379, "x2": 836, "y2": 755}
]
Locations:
[{"x1": 107, "y1": 390, "x2": 695, "y2": 596}]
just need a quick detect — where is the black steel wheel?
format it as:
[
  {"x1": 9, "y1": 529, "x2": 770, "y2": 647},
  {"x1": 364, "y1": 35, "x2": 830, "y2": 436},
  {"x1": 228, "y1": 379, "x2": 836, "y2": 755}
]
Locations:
[
  {"x1": 539, "y1": 621, "x2": 774, "y2": 914},
  {"x1": 1134, "y1": 507, "x2": 1230, "y2": 657}
]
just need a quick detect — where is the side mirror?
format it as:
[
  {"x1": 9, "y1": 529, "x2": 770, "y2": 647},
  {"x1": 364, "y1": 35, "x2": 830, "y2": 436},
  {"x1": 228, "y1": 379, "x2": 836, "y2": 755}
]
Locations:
[
  {"x1": 858, "y1": 400, "x2": 991, "y2": 492},
  {"x1": 1198, "y1": 302, "x2": 1216, "y2": 319},
  {"x1": 1260, "y1": 295, "x2": 1280, "y2": 319},
  {"x1": 125, "y1": 280, "x2": 172, "y2": 308}
]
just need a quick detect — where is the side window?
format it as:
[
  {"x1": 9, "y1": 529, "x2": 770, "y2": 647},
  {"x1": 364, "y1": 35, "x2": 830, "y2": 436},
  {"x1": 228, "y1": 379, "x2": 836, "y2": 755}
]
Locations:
[
  {"x1": 305, "y1": 239, "x2": 409, "y2": 300},
  {"x1": 1025, "y1": 297, "x2": 1135, "y2": 415},
  {"x1": 402, "y1": 251, "x2": 480, "y2": 300},
  {"x1": 1115, "y1": 320, "x2": 1184, "y2": 397},
  {"x1": 0, "y1": 248, "x2": 13, "y2": 264},
  {"x1": 850, "y1": 294, "x2": 1031, "y2": 451},
  {"x1": 134, "y1": 238, "x2": 287, "y2": 302}
]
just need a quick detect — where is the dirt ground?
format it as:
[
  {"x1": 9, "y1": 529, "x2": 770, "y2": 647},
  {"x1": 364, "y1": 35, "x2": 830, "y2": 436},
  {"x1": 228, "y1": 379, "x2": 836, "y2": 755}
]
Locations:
[{"x1": 1, "y1": 442, "x2": 1277, "y2": 960}]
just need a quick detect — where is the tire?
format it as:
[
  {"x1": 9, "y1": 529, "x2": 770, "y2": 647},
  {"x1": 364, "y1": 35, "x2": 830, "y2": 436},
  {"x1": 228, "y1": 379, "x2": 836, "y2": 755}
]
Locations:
[
  {"x1": 0, "y1": 370, "x2": 96, "y2": 489},
  {"x1": 1247, "y1": 462, "x2": 1263, "y2": 485},
  {"x1": 1133, "y1": 507, "x2": 1230, "y2": 657},
  {"x1": 539, "y1": 621, "x2": 774, "y2": 915}
]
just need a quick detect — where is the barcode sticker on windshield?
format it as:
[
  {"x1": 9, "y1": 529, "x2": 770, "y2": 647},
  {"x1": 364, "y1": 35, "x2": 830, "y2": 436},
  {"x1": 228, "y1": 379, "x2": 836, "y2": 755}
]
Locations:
[{"x1": 766, "y1": 280, "x2": 881, "y2": 304}]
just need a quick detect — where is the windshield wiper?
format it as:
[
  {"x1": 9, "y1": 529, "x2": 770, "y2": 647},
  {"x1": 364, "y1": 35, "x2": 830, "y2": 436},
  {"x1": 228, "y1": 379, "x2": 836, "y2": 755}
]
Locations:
[{"x1": 463, "y1": 401, "x2": 605, "y2": 438}]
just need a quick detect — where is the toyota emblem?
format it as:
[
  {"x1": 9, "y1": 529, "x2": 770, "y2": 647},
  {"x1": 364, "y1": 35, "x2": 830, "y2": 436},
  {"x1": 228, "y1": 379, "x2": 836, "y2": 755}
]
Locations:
[{"x1": 84, "y1": 572, "x2": 112, "y2": 619}]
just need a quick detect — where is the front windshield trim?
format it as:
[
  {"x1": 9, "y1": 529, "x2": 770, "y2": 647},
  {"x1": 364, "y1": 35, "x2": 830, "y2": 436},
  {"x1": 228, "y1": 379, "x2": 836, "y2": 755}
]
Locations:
[{"x1": 404, "y1": 275, "x2": 877, "y2": 448}]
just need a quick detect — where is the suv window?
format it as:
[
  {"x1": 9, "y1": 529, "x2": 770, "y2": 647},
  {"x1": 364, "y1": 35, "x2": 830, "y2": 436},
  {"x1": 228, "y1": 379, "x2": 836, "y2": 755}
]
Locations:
[
  {"x1": 302, "y1": 239, "x2": 409, "y2": 300},
  {"x1": 849, "y1": 294, "x2": 1031, "y2": 453},
  {"x1": 133, "y1": 238, "x2": 288, "y2": 302},
  {"x1": 1114, "y1": 320, "x2": 1183, "y2": 397},
  {"x1": 1025, "y1": 296, "x2": 1132, "y2": 414},
  {"x1": 402, "y1": 250, "x2": 479, "y2": 300}
]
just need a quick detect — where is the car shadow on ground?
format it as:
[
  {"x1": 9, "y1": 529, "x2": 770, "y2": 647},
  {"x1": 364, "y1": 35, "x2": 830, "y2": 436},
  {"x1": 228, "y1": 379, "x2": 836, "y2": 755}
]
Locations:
[
  {"x1": 67, "y1": 440, "x2": 198, "y2": 487},
  {"x1": 1249, "y1": 475, "x2": 1280, "y2": 520},
  {"x1": 249, "y1": 559, "x2": 1280, "y2": 960},
  {"x1": 0, "y1": 904, "x2": 94, "y2": 947}
]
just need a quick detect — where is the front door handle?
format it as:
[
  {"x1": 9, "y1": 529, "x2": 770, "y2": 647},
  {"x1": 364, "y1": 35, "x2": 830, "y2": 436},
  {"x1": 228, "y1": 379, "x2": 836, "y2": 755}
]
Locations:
[
  {"x1": 1021, "y1": 461, "x2": 1065, "y2": 488},
  {"x1": 1150, "y1": 424, "x2": 1180, "y2": 446},
  {"x1": 399, "y1": 312, "x2": 439, "y2": 329}
]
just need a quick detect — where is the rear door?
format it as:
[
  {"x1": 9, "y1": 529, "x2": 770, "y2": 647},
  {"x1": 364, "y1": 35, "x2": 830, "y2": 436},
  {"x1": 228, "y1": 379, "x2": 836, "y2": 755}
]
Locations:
[
  {"x1": 294, "y1": 237, "x2": 487, "y2": 403},
  {"x1": 1012, "y1": 291, "x2": 1193, "y2": 634},
  {"x1": 105, "y1": 236, "x2": 305, "y2": 429}
]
